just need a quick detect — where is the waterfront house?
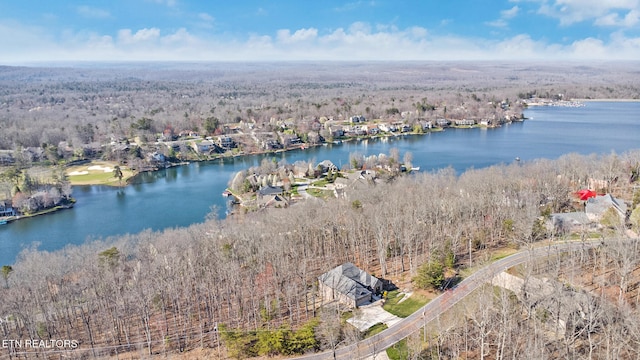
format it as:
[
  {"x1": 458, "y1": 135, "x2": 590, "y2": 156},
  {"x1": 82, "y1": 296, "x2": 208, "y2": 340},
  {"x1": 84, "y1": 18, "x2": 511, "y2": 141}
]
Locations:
[
  {"x1": 148, "y1": 152, "x2": 166, "y2": 163},
  {"x1": 420, "y1": 121, "x2": 433, "y2": 130},
  {"x1": 317, "y1": 160, "x2": 338, "y2": 173},
  {"x1": 454, "y1": 119, "x2": 476, "y2": 126},
  {"x1": 330, "y1": 126, "x2": 344, "y2": 138},
  {"x1": 280, "y1": 134, "x2": 302, "y2": 147},
  {"x1": 368, "y1": 126, "x2": 380, "y2": 135},
  {"x1": 349, "y1": 115, "x2": 366, "y2": 123},
  {"x1": 354, "y1": 126, "x2": 367, "y2": 136},
  {"x1": 306, "y1": 131, "x2": 322, "y2": 145},
  {"x1": 257, "y1": 185, "x2": 284, "y2": 197},
  {"x1": 436, "y1": 119, "x2": 450, "y2": 127},
  {"x1": 318, "y1": 263, "x2": 383, "y2": 308},
  {"x1": 0, "y1": 201, "x2": 16, "y2": 217},
  {"x1": 192, "y1": 140, "x2": 215, "y2": 154},
  {"x1": 218, "y1": 135, "x2": 235, "y2": 149},
  {"x1": 259, "y1": 194, "x2": 288, "y2": 208},
  {"x1": 263, "y1": 139, "x2": 283, "y2": 150}
]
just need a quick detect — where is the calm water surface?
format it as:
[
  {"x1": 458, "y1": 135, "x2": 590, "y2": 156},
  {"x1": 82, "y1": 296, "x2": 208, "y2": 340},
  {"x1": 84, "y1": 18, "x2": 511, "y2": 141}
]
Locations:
[{"x1": 1, "y1": 102, "x2": 639, "y2": 265}]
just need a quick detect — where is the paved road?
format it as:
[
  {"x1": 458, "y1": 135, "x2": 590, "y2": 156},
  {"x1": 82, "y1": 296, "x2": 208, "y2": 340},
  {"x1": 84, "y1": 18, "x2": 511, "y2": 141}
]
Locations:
[
  {"x1": 296, "y1": 182, "x2": 314, "y2": 199},
  {"x1": 295, "y1": 240, "x2": 610, "y2": 360}
]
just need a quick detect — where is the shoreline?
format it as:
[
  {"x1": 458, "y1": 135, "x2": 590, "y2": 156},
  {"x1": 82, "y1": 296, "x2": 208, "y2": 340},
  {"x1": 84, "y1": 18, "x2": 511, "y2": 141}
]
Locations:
[
  {"x1": 66, "y1": 126, "x2": 500, "y2": 187},
  {"x1": 1, "y1": 203, "x2": 74, "y2": 224},
  {"x1": 572, "y1": 98, "x2": 640, "y2": 102}
]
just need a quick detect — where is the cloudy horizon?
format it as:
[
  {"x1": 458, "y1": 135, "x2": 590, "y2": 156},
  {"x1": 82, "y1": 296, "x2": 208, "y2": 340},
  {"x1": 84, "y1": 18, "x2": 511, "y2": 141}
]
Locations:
[{"x1": 2, "y1": 0, "x2": 640, "y2": 64}]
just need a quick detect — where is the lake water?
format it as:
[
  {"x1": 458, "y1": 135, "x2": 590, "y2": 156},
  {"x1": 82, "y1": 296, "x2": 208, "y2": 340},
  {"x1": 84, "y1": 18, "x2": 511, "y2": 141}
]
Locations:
[{"x1": 1, "y1": 101, "x2": 639, "y2": 265}]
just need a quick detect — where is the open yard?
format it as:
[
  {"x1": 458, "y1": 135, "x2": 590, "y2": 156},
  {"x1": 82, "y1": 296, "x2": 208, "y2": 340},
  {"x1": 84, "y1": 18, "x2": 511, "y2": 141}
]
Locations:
[
  {"x1": 383, "y1": 290, "x2": 430, "y2": 318},
  {"x1": 66, "y1": 161, "x2": 135, "y2": 186}
]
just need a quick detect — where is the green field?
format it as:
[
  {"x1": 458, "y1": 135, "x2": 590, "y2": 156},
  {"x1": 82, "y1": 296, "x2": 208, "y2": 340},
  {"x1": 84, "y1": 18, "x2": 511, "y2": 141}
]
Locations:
[
  {"x1": 66, "y1": 161, "x2": 135, "y2": 186},
  {"x1": 383, "y1": 290, "x2": 430, "y2": 318}
]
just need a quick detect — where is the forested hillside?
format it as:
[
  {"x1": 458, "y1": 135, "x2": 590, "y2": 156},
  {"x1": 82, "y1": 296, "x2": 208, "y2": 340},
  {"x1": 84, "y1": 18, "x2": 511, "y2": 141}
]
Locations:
[{"x1": 1, "y1": 150, "x2": 640, "y2": 359}]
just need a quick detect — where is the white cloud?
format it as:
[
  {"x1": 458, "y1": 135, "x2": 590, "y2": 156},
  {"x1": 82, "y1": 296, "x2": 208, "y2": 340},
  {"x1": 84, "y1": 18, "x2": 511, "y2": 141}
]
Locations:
[
  {"x1": 117, "y1": 28, "x2": 161, "y2": 45},
  {"x1": 569, "y1": 37, "x2": 608, "y2": 57},
  {"x1": 487, "y1": 5, "x2": 520, "y2": 28},
  {"x1": 595, "y1": 9, "x2": 640, "y2": 27},
  {"x1": 195, "y1": 12, "x2": 215, "y2": 29},
  {"x1": 487, "y1": 19, "x2": 508, "y2": 28},
  {"x1": 534, "y1": 0, "x2": 640, "y2": 26},
  {"x1": 2, "y1": 21, "x2": 640, "y2": 63},
  {"x1": 198, "y1": 13, "x2": 214, "y2": 22},
  {"x1": 276, "y1": 28, "x2": 318, "y2": 44},
  {"x1": 502, "y1": 6, "x2": 520, "y2": 19},
  {"x1": 333, "y1": 1, "x2": 377, "y2": 12},
  {"x1": 148, "y1": 0, "x2": 177, "y2": 7},
  {"x1": 76, "y1": 6, "x2": 111, "y2": 19}
]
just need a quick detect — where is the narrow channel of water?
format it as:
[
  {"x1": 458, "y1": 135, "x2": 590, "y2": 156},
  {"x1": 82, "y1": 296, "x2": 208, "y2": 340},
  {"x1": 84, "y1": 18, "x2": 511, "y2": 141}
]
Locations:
[{"x1": 1, "y1": 102, "x2": 639, "y2": 265}]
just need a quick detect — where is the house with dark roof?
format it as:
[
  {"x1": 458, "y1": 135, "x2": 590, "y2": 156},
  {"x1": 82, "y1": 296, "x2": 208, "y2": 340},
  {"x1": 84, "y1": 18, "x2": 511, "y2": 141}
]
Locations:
[
  {"x1": 258, "y1": 194, "x2": 289, "y2": 208},
  {"x1": 548, "y1": 193, "x2": 628, "y2": 233},
  {"x1": 549, "y1": 212, "x2": 591, "y2": 234},
  {"x1": 0, "y1": 201, "x2": 16, "y2": 217},
  {"x1": 318, "y1": 263, "x2": 383, "y2": 308},
  {"x1": 257, "y1": 185, "x2": 283, "y2": 197}
]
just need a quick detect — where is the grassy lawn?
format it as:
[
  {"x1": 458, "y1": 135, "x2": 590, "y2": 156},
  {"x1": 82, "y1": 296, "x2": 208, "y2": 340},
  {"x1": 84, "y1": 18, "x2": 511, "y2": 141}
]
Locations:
[
  {"x1": 491, "y1": 248, "x2": 518, "y2": 261},
  {"x1": 386, "y1": 339, "x2": 408, "y2": 360},
  {"x1": 363, "y1": 323, "x2": 388, "y2": 339},
  {"x1": 383, "y1": 290, "x2": 429, "y2": 318},
  {"x1": 311, "y1": 179, "x2": 329, "y2": 187},
  {"x1": 340, "y1": 311, "x2": 353, "y2": 323},
  {"x1": 66, "y1": 161, "x2": 135, "y2": 186},
  {"x1": 306, "y1": 188, "x2": 334, "y2": 199},
  {"x1": 567, "y1": 232, "x2": 603, "y2": 240}
]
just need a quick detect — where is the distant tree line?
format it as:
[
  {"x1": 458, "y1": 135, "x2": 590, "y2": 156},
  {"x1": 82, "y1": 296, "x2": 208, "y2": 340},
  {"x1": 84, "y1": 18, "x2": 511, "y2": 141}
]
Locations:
[{"x1": 2, "y1": 62, "x2": 639, "y2": 166}]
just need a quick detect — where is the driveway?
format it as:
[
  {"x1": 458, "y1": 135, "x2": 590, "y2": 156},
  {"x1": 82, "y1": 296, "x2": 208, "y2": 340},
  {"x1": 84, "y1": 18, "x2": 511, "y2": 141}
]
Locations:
[{"x1": 347, "y1": 301, "x2": 402, "y2": 332}]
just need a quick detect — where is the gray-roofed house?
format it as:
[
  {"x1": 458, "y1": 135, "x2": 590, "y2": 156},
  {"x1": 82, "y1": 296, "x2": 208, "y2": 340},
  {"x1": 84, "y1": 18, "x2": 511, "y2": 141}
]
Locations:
[
  {"x1": 549, "y1": 212, "x2": 590, "y2": 234},
  {"x1": 317, "y1": 160, "x2": 338, "y2": 173},
  {"x1": 192, "y1": 140, "x2": 215, "y2": 154},
  {"x1": 257, "y1": 185, "x2": 284, "y2": 197},
  {"x1": 585, "y1": 194, "x2": 627, "y2": 223},
  {"x1": 318, "y1": 263, "x2": 383, "y2": 308}
]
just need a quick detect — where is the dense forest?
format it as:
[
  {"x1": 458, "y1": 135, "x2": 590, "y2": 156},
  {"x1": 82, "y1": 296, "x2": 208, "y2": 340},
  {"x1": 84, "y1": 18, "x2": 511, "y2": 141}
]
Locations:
[
  {"x1": 1, "y1": 62, "x2": 639, "y2": 153},
  {"x1": 1, "y1": 149, "x2": 640, "y2": 359},
  {"x1": 2, "y1": 62, "x2": 640, "y2": 359}
]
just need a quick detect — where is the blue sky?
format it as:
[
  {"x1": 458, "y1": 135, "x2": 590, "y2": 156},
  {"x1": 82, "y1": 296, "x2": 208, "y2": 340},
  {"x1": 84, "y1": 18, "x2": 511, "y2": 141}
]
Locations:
[{"x1": 1, "y1": 0, "x2": 640, "y2": 63}]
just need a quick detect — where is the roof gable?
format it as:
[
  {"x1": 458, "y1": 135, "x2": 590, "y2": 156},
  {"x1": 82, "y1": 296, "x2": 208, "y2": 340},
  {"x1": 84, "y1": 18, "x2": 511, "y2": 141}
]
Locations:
[
  {"x1": 586, "y1": 194, "x2": 627, "y2": 217},
  {"x1": 318, "y1": 263, "x2": 380, "y2": 300}
]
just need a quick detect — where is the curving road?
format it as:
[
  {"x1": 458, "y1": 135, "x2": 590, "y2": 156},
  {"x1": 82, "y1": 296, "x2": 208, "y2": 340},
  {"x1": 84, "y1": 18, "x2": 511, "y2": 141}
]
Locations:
[{"x1": 295, "y1": 240, "x2": 611, "y2": 360}]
